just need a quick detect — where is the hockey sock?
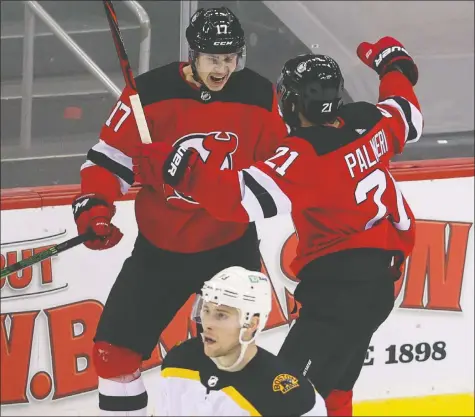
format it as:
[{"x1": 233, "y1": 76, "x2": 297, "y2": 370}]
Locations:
[
  {"x1": 98, "y1": 370, "x2": 148, "y2": 416},
  {"x1": 324, "y1": 389, "x2": 353, "y2": 416}
]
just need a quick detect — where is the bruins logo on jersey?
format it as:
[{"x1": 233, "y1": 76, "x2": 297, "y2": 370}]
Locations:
[{"x1": 272, "y1": 373, "x2": 299, "y2": 394}]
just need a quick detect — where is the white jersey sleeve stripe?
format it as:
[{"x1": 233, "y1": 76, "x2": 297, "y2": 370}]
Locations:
[
  {"x1": 81, "y1": 139, "x2": 134, "y2": 194},
  {"x1": 240, "y1": 166, "x2": 292, "y2": 222},
  {"x1": 377, "y1": 97, "x2": 423, "y2": 143},
  {"x1": 239, "y1": 171, "x2": 267, "y2": 222},
  {"x1": 377, "y1": 99, "x2": 408, "y2": 140},
  {"x1": 406, "y1": 100, "x2": 423, "y2": 143},
  {"x1": 247, "y1": 166, "x2": 292, "y2": 215}
]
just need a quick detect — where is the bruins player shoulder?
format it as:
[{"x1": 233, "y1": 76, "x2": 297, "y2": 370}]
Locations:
[{"x1": 153, "y1": 267, "x2": 326, "y2": 416}]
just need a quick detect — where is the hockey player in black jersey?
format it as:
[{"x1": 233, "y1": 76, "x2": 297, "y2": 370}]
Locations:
[{"x1": 153, "y1": 266, "x2": 326, "y2": 416}]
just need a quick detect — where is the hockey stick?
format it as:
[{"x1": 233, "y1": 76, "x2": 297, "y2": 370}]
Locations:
[
  {"x1": 0, "y1": 231, "x2": 95, "y2": 279},
  {"x1": 103, "y1": 0, "x2": 152, "y2": 144},
  {"x1": 1, "y1": 3, "x2": 148, "y2": 279}
]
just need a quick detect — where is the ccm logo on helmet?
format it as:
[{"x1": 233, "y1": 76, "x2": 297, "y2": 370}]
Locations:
[
  {"x1": 213, "y1": 41, "x2": 233, "y2": 46},
  {"x1": 168, "y1": 146, "x2": 187, "y2": 177},
  {"x1": 374, "y1": 46, "x2": 409, "y2": 68}
]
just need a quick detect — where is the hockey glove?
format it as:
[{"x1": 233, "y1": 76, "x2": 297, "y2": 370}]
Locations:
[
  {"x1": 162, "y1": 145, "x2": 197, "y2": 187},
  {"x1": 72, "y1": 193, "x2": 123, "y2": 250},
  {"x1": 133, "y1": 142, "x2": 197, "y2": 189},
  {"x1": 132, "y1": 142, "x2": 167, "y2": 190},
  {"x1": 357, "y1": 36, "x2": 418, "y2": 86}
]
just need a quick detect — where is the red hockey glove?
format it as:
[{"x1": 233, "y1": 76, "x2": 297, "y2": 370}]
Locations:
[
  {"x1": 357, "y1": 36, "x2": 418, "y2": 86},
  {"x1": 133, "y1": 142, "x2": 198, "y2": 189},
  {"x1": 132, "y1": 142, "x2": 168, "y2": 190},
  {"x1": 135, "y1": 142, "x2": 238, "y2": 216},
  {"x1": 162, "y1": 145, "x2": 198, "y2": 187},
  {"x1": 72, "y1": 193, "x2": 123, "y2": 250}
]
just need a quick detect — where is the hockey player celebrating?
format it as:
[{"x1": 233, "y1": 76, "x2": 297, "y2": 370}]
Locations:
[
  {"x1": 134, "y1": 36, "x2": 423, "y2": 416},
  {"x1": 153, "y1": 266, "x2": 326, "y2": 416},
  {"x1": 72, "y1": 6, "x2": 287, "y2": 416}
]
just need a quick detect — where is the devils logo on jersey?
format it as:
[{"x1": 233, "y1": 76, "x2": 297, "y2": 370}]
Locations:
[{"x1": 164, "y1": 131, "x2": 239, "y2": 207}]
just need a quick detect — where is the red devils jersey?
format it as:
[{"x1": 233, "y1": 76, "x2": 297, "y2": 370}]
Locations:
[
  {"x1": 80, "y1": 62, "x2": 288, "y2": 252},
  {"x1": 180, "y1": 71, "x2": 424, "y2": 275}
]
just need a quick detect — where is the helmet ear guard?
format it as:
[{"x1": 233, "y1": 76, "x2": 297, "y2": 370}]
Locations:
[{"x1": 277, "y1": 73, "x2": 300, "y2": 130}]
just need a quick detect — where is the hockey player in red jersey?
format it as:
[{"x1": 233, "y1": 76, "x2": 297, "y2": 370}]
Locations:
[
  {"x1": 71, "y1": 7, "x2": 287, "y2": 415},
  {"x1": 134, "y1": 36, "x2": 423, "y2": 416}
]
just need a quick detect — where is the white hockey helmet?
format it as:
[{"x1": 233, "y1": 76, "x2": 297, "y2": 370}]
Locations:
[{"x1": 193, "y1": 266, "x2": 272, "y2": 334}]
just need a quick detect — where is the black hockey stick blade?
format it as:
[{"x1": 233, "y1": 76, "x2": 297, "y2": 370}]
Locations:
[
  {"x1": 0, "y1": 231, "x2": 95, "y2": 279},
  {"x1": 102, "y1": 0, "x2": 137, "y2": 92}
]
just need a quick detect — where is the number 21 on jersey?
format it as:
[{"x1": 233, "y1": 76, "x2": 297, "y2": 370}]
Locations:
[{"x1": 264, "y1": 146, "x2": 299, "y2": 176}]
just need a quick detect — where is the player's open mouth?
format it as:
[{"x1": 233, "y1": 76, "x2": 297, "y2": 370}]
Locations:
[{"x1": 209, "y1": 74, "x2": 227, "y2": 84}]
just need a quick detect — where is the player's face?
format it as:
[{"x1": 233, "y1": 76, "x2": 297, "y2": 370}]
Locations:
[
  {"x1": 200, "y1": 302, "x2": 242, "y2": 358},
  {"x1": 195, "y1": 53, "x2": 238, "y2": 91}
]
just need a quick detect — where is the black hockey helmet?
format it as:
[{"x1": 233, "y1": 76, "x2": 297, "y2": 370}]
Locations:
[
  {"x1": 277, "y1": 54, "x2": 344, "y2": 128},
  {"x1": 186, "y1": 7, "x2": 246, "y2": 71}
]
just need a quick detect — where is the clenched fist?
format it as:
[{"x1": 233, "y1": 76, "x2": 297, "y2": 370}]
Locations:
[
  {"x1": 72, "y1": 193, "x2": 123, "y2": 250},
  {"x1": 357, "y1": 36, "x2": 418, "y2": 86}
]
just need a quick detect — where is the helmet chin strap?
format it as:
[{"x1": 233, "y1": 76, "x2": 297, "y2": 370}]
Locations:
[
  {"x1": 191, "y1": 59, "x2": 202, "y2": 84},
  {"x1": 190, "y1": 57, "x2": 213, "y2": 97},
  {"x1": 210, "y1": 328, "x2": 257, "y2": 372}
]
